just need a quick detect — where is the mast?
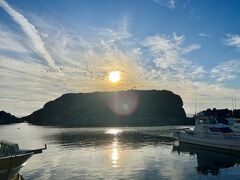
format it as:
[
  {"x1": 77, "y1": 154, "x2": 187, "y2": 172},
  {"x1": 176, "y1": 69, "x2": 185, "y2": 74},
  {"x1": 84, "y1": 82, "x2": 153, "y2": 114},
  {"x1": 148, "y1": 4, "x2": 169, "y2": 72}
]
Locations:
[
  {"x1": 235, "y1": 90, "x2": 237, "y2": 110},
  {"x1": 194, "y1": 90, "x2": 197, "y2": 116},
  {"x1": 231, "y1": 90, "x2": 237, "y2": 117}
]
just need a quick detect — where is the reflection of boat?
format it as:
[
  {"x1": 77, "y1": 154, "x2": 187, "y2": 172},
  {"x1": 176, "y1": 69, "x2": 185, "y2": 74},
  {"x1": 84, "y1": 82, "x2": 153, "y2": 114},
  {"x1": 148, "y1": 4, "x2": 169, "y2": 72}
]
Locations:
[
  {"x1": 0, "y1": 140, "x2": 47, "y2": 179},
  {"x1": 173, "y1": 142, "x2": 240, "y2": 175},
  {"x1": 175, "y1": 116, "x2": 240, "y2": 151}
]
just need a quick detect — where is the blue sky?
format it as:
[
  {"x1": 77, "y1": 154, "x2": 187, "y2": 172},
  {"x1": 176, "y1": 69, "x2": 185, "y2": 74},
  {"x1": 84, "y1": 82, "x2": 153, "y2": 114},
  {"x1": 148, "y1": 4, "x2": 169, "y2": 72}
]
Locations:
[{"x1": 0, "y1": 0, "x2": 240, "y2": 116}]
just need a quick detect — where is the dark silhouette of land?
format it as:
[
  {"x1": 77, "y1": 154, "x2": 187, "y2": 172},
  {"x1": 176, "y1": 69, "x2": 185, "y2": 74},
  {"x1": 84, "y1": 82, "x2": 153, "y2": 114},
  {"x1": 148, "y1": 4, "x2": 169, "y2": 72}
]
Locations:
[
  {"x1": 199, "y1": 108, "x2": 240, "y2": 124},
  {"x1": 0, "y1": 111, "x2": 22, "y2": 124},
  {"x1": 21, "y1": 90, "x2": 193, "y2": 126},
  {"x1": 200, "y1": 108, "x2": 240, "y2": 118}
]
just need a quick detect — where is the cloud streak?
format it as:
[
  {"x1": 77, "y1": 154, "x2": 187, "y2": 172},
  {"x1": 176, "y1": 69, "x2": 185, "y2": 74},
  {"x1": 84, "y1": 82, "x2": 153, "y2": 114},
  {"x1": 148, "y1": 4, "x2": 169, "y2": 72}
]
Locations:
[
  {"x1": 142, "y1": 33, "x2": 203, "y2": 81},
  {"x1": 0, "y1": 30, "x2": 30, "y2": 54},
  {"x1": 198, "y1": 33, "x2": 210, "y2": 37},
  {"x1": 225, "y1": 34, "x2": 240, "y2": 49},
  {"x1": 211, "y1": 60, "x2": 240, "y2": 82},
  {"x1": 152, "y1": 0, "x2": 176, "y2": 9},
  {"x1": 0, "y1": 0, "x2": 55, "y2": 68}
]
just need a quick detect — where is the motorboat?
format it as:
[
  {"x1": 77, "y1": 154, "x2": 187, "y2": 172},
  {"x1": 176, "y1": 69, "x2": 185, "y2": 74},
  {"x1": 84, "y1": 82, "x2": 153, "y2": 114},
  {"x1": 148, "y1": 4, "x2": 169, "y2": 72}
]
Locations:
[
  {"x1": 174, "y1": 115, "x2": 240, "y2": 151},
  {"x1": 0, "y1": 140, "x2": 46, "y2": 179}
]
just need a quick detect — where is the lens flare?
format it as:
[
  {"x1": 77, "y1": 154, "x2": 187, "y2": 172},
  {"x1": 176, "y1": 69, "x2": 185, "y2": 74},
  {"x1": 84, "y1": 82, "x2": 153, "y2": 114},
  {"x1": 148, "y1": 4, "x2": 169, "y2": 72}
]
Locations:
[{"x1": 108, "y1": 91, "x2": 139, "y2": 116}]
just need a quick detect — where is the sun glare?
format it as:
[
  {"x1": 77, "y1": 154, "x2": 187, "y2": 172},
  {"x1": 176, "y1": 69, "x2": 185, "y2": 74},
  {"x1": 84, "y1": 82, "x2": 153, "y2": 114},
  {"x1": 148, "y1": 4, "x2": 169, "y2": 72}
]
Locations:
[{"x1": 109, "y1": 71, "x2": 121, "y2": 83}]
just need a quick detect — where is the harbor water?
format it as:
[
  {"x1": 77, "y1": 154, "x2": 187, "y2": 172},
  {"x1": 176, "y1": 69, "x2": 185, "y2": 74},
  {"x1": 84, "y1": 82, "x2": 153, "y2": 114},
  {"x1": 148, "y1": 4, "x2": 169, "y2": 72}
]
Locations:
[{"x1": 1, "y1": 123, "x2": 240, "y2": 179}]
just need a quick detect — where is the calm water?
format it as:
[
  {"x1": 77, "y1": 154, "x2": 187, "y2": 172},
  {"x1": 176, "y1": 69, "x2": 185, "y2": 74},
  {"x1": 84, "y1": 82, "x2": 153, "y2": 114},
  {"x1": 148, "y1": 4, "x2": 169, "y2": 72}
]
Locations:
[{"x1": 1, "y1": 123, "x2": 240, "y2": 179}]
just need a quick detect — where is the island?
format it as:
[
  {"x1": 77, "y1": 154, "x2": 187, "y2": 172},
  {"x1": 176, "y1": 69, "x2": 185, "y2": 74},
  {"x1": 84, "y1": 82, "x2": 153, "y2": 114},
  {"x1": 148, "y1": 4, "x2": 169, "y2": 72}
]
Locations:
[{"x1": 22, "y1": 90, "x2": 193, "y2": 126}]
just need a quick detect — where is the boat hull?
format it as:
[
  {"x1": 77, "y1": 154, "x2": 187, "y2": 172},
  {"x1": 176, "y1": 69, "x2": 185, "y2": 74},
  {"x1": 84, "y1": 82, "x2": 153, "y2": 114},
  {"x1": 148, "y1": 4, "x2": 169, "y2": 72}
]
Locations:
[
  {"x1": 179, "y1": 133, "x2": 240, "y2": 151},
  {"x1": 0, "y1": 153, "x2": 33, "y2": 179},
  {"x1": 231, "y1": 126, "x2": 240, "y2": 133}
]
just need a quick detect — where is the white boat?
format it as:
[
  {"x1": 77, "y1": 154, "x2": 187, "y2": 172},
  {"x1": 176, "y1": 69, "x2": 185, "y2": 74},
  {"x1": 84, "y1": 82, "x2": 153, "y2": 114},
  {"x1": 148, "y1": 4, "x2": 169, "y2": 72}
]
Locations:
[
  {"x1": 0, "y1": 140, "x2": 46, "y2": 179},
  {"x1": 175, "y1": 116, "x2": 240, "y2": 151}
]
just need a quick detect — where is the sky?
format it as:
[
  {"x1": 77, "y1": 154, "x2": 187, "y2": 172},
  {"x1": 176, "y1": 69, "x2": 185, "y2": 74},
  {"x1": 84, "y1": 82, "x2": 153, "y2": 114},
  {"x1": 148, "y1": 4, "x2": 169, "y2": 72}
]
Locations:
[{"x1": 0, "y1": 0, "x2": 240, "y2": 117}]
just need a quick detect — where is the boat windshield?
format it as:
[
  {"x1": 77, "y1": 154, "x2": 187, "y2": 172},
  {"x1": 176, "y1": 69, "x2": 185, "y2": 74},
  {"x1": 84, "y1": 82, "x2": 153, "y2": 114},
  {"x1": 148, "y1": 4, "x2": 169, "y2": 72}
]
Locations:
[
  {"x1": 209, "y1": 127, "x2": 233, "y2": 133},
  {"x1": 197, "y1": 118, "x2": 217, "y2": 125},
  {"x1": 0, "y1": 142, "x2": 19, "y2": 156}
]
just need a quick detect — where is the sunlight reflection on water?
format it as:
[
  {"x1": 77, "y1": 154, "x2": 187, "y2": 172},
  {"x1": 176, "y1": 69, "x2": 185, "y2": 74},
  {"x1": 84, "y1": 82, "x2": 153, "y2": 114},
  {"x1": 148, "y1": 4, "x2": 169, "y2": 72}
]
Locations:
[
  {"x1": 105, "y1": 128, "x2": 123, "y2": 135},
  {"x1": 111, "y1": 137, "x2": 119, "y2": 167}
]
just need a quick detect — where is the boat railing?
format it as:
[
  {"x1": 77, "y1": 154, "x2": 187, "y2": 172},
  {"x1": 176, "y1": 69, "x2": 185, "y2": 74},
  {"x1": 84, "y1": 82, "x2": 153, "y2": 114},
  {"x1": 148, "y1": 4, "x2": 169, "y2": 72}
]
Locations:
[
  {"x1": 184, "y1": 131, "x2": 240, "y2": 141},
  {"x1": 24, "y1": 144, "x2": 47, "y2": 154}
]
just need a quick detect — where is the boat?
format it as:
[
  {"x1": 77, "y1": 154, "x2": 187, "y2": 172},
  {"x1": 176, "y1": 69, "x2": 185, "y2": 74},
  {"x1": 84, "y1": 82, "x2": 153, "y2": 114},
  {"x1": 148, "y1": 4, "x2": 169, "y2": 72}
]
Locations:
[
  {"x1": 0, "y1": 140, "x2": 47, "y2": 179},
  {"x1": 174, "y1": 115, "x2": 240, "y2": 151}
]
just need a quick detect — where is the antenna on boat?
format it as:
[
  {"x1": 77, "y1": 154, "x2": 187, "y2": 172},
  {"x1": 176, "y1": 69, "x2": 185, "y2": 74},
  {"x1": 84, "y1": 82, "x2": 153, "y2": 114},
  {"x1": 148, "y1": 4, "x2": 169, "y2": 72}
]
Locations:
[
  {"x1": 231, "y1": 90, "x2": 237, "y2": 117},
  {"x1": 194, "y1": 90, "x2": 197, "y2": 116},
  {"x1": 235, "y1": 90, "x2": 237, "y2": 110}
]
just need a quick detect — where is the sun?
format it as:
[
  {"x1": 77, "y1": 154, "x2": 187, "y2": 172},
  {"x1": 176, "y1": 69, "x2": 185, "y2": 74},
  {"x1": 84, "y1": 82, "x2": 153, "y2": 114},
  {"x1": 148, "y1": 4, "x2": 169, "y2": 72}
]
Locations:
[{"x1": 109, "y1": 71, "x2": 121, "y2": 83}]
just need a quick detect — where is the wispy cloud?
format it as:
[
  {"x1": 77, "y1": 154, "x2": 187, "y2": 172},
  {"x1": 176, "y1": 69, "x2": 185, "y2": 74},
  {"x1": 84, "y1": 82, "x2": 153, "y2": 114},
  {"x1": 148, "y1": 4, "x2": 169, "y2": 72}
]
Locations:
[
  {"x1": 225, "y1": 34, "x2": 240, "y2": 49},
  {"x1": 152, "y1": 0, "x2": 176, "y2": 9},
  {"x1": 142, "y1": 33, "x2": 203, "y2": 81},
  {"x1": 211, "y1": 60, "x2": 240, "y2": 82},
  {"x1": 188, "y1": 9, "x2": 201, "y2": 20},
  {"x1": 218, "y1": 34, "x2": 240, "y2": 81},
  {"x1": 198, "y1": 33, "x2": 210, "y2": 37},
  {"x1": 0, "y1": 0, "x2": 55, "y2": 68},
  {"x1": 0, "y1": 54, "x2": 68, "y2": 116},
  {"x1": 0, "y1": 29, "x2": 30, "y2": 54}
]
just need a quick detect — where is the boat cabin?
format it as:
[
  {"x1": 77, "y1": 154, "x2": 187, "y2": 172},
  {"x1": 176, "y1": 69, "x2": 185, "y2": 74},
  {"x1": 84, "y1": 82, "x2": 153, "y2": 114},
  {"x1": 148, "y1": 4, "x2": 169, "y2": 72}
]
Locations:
[
  {"x1": 194, "y1": 116, "x2": 233, "y2": 134},
  {"x1": 226, "y1": 117, "x2": 240, "y2": 125},
  {"x1": 195, "y1": 116, "x2": 218, "y2": 125},
  {"x1": 0, "y1": 140, "x2": 20, "y2": 156}
]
